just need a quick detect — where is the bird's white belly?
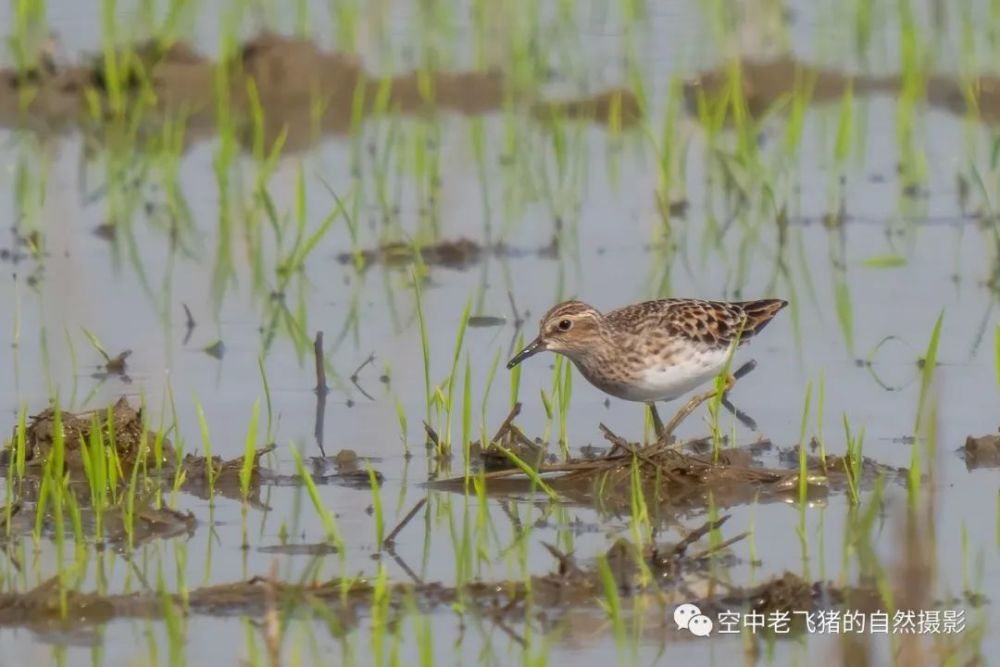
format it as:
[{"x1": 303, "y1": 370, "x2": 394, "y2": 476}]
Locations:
[{"x1": 619, "y1": 348, "x2": 730, "y2": 402}]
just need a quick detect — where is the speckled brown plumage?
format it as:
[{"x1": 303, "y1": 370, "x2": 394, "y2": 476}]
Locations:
[{"x1": 508, "y1": 297, "x2": 787, "y2": 404}]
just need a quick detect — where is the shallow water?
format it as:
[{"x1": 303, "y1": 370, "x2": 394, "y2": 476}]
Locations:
[{"x1": 0, "y1": 1, "x2": 998, "y2": 665}]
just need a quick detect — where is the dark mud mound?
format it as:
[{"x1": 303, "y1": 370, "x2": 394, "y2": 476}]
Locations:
[
  {"x1": 337, "y1": 236, "x2": 559, "y2": 270},
  {"x1": 683, "y1": 55, "x2": 1000, "y2": 127},
  {"x1": 0, "y1": 518, "x2": 877, "y2": 645},
  {"x1": 5, "y1": 397, "x2": 174, "y2": 471},
  {"x1": 0, "y1": 33, "x2": 641, "y2": 153},
  {"x1": 179, "y1": 444, "x2": 276, "y2": 507},
  {"x1": 432, "y1": 401, "x2": 905, "y2": 518},
  {"x1": 962, "y1": 430, "x2": 1000, "y2": 469}
]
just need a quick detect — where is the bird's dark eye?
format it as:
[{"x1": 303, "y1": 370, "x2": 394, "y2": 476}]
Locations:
[{"x1": 557, "y1": 319, "x2": 572, "y2": 331}]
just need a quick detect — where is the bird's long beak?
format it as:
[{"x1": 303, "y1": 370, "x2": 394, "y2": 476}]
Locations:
[{"x1": 507, "y1": 337, "x2": 545, "y2": 369}]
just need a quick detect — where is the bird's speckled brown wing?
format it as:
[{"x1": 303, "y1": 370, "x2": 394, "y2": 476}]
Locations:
[{"x1": 605, "y1": 298, "x2": 787, "y2": 348}]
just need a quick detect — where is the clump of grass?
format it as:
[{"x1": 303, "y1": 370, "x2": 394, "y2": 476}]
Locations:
[
  {"x1": 843, "y1": 414, "x2": 866, "y2": 505},
  {"x1": 80, "y1": 416, "x2": 110, "y2": 543}
]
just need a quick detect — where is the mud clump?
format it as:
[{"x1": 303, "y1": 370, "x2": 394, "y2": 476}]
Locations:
[
  {"x1": 0, "y1": 33, "x2": 641, "y2": 154},
  {"x1": 338, "y1": 236, "x2": 558, "y2": 271},
  {"x1": 180, "y1": 444, "x2": 276, "y2": 506},
  {"x1": 102, "y1": 501, "x2": 197, "y2": 550},
  {"x1": 471, "y1": 402, "x2": 550, "y2": 472},
  {"x1": 531, "y1": 87, "x2": 642, "y2": 127},
  {"x1": 962, "y1": 431, "x2": 1000, "y2": 469},
  {"x1": 0, "y1": 518, "x2": 874, "y2": 645},
  {"x1": 682, "y1": 55, "x2": 1000, "y2": 128},
  {"x1": 432, "y1": 401, "x2": 904, "y2": 518},
  {"x1": 4, "y1": 397, "x2": 174, "y2": 472}
]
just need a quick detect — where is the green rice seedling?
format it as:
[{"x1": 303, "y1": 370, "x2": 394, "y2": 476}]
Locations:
[
  {"x1": 33, "y1": 400, "x2": 63, "y2": 544},
  {"x1": 472, "y1": 473, "x2": 497, "y2": 570},
  {"x1": 842, "y1": 414, "x2": 865, "y2": 505},
  {"x1": 469, "y1": 119, "x2": 493, "y2": 236},
  {"x1": 510, "y1": 334, "x2": 524, "y2": 407},
  {"x1": 816, "y1": 371, "x2": 826, "y2": 468},
  {"x1": 833, "y1": 265, "x2": 855, "y2": 355},
  {"x1": 497, "y1": 445, "x2": 558, "y2": 501},
  {"x1": 79, "y1": 326, "x2": 118, "y2": 369},
  {"x1": 412, "y1": 602, "x2": 434, "y2": 667},
  {"x1": 290, "y1": 444, "x2": 343, "y2": 549},
  {"x1": 80, "y1": 417, "x2": 110, "y2": 543},
  {"x1": 412, "y1": 271, "x2": 433, "y2": 423},
  {"x1": 995, "y1": 325, "x2": 1000, "y2": 387},
  {"x1": 395, "y1": 397, "x2": 409, "y2": 455},
  {"x1": 627, "y1": 460, "x2": 654, "y2": 580},
  {"x1": 708, "y1": 320, "x2": 745, "y2": 455},
  {"x1": 479, "y1": 347, "x2": 502, "y2": 443},
  {"x1": 371, "y1": 564, "x2": 391, "y2": 667},
  {"x1": 442, "y1": 299, "x2": 473, "y2": 454},
  {"x1": 557, "y1": 359, "x2": 572, "y2": 458},
  {"x1": 833, "y1": 82, "x2": 854, "y2": 166},
  {"x1": 122, "y1": 442, "x2": 143, "y2": 551},
  {"x1": 539, "y1": 388, "x2": 554, "y2": 442},
  {"x1": 447, "y1": 496, "x2": 473, "y2": 587},
  {"x1": 243, "y1": 617, "x2": 262, "y2": 667},
  {"x1": 794, "y1": 380, "x2": 813, "y2": 570},
  {"x1": 783, "y1": 69, "x2": 816, "y2": 155},
  {"x1": 148, "y1": 393, "x2": 168, "y2": 475},
  {"x1": 14, "y1": 404, "x2": 27, "y2": 480},
  {"x1": 104, "y1": 408, "x2": 124, "y2": 501},
  {"x1": 797, "y1": 379, "x2": 813, "y2": 502},
  {"x1": 9, "y1": 0, "x2": 48, "y2": 79},
  {"x1": 239, "y1": 400, "x2": 260, "y2": 501},
  {"x1": 461, "y1": 356, "x2": 473, "y2": 469},
  {"x1": 194, "y1": 398, "x2": 216, "y2": 502},
  {"x1": 258, "y1": 356, "x2": 274, "y2": 444},
  {"x1": 915, "y1": 311, "x2": 944, "y2": 431},
  {"x1": 369, "y1": 464, "x2": 384, "y2": 551},
  {"x1": 596, "y1": 554, "x2": 627, "y2": 652},
  {"x1": 11, "y1": 275, "x2": 22, "y2": 357},
  {"x1": 273, "y1": 170, "x2": 345, "y2": 299},
  {"x1": 99, "y1": 0, "x2": 126, "y2": 117}
]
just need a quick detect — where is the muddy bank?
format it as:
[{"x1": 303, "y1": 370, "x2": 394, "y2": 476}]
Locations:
[
  {"x1": 432, "y1": 402, "x2": 904, "y2": 518},
  {"x1": 337, "y1": 236, "x2": 559, "y2": 270},
  {"x1": 0, "y1": 520, "x2": 874, "y2": 643},
  {"x1": 0, "y1": 33, "x2": 641, "y2": 152},
  {"x1": 1, "y1": 399, "x2": 379, "y2": 536},
  {"x1": 683, "y1": 55, "x2": 1000, "y2": 125}
]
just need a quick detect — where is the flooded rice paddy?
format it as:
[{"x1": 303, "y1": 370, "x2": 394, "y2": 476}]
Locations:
[{"x1": 0, "y1": 0, "x2": 998, "y2": 665}]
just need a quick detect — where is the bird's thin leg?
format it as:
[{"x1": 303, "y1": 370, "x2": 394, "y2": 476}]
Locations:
[
  {"x1": 732, "y1": 359, "x2": 757, "y2": 381},
  {"x1": 719, "y1": 359, "x2": 759, "y2": 430},
  {"x1": 653, "y1": 362, "x2": 759, "y2": 448},
  {"x1": 647, "y1": 403, "x2": 664, "y2": 440},
  {"x1": 653, "y1": 387, "x2": 719, "y2": 448},
  {"x1": 720, "y1": 395, "x2": 758, "y2": 431}
]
